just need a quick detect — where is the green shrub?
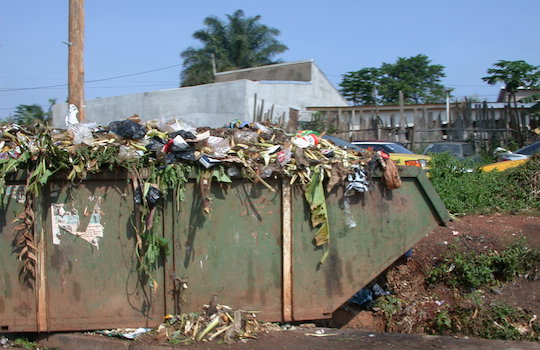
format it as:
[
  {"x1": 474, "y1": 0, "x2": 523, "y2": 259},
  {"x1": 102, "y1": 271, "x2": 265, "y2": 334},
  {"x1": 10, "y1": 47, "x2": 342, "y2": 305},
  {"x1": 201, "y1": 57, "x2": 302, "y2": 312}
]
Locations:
[
  {"x1": 428, "y1": 153, "x2": 540, "y2": 214},
  {"x1": 429, "y1": 302, "x2": 539, "y2": 341},
  {"x1": 428, "y1": 238, "x2": 540, "y2": 290}
]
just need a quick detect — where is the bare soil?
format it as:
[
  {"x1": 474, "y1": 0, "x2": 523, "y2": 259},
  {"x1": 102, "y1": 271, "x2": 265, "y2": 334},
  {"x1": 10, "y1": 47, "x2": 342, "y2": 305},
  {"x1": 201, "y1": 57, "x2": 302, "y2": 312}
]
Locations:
[{"x1": 333, "y1": 213, "x2": 540, "y2": 334}]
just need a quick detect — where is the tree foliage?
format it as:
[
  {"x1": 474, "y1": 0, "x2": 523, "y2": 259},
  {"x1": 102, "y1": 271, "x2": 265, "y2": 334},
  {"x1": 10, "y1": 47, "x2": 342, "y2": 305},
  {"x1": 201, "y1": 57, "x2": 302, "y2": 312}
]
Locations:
[
  {"x1": 339, "y1": 54, "x2": 450, "y2": 106},
  {"x1": 338, "y1": 68, "x2": 380, "y2": 106},
  {"x1": 482, "y1": 60, "x2": 540, "y2": 109},
  {"x1": 180, "y1": 10, "x2": 288, "y2": 87},
  {"x1": 482, "y1": 60, "x2": 540, "y2": 94},
  {"x1": 7, "y1": 104, "x2": 48, "y2": 126}
]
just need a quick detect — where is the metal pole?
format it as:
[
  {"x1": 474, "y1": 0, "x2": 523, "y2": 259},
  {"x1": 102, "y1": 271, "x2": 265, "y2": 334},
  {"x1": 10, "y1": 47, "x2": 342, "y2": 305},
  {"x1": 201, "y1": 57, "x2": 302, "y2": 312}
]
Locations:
[
  {"x1": 446, "y1": 91, "x2": 450, "y2": 124},
  {"x1": 68, "y1": 0, "x2": 85, "y2": 122}
]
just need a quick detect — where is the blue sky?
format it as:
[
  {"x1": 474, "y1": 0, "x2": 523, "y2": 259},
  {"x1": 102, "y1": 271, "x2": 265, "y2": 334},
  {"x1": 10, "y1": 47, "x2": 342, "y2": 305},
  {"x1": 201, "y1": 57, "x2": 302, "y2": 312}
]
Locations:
[{"x1": 1, "y1": 1, "x2": 539, "y2": 119}]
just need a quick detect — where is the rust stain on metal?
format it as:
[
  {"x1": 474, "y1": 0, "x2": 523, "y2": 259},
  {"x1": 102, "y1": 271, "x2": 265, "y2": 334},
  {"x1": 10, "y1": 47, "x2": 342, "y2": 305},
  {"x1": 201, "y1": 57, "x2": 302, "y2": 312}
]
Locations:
[{"x1": 282, "y1": 181, "x2": 293, "y2": 322}]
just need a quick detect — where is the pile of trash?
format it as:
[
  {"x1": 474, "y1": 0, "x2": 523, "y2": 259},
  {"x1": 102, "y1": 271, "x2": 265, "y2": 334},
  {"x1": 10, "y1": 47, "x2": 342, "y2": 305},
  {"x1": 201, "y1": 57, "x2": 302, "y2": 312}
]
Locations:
[
  {"x1": 0, "y1": 114, "x2": 399, "y2": 192},
  {"x1": 0, "y1": 114, "x2": 404, "y2": 212},
  {"x1": 143, "y1": 301, "x2": 268, "y2": 344}
]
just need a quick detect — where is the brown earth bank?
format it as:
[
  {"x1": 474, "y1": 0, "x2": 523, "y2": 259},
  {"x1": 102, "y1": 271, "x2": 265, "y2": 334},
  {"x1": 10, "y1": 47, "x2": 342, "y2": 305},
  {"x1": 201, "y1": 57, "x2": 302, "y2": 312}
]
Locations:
[{"x1": 332, "y1": 213, "x2": 540, "y2": 339}]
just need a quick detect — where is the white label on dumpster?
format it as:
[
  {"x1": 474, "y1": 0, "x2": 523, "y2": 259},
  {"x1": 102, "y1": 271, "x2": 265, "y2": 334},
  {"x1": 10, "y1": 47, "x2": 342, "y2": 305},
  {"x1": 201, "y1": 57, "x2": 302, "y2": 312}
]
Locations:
[
  {"x1": 50, "y1": 198, "x2": 104, "y2": 248},
  {"x1": 5, "y1": 185, "x2": 26, "y2": 204}
]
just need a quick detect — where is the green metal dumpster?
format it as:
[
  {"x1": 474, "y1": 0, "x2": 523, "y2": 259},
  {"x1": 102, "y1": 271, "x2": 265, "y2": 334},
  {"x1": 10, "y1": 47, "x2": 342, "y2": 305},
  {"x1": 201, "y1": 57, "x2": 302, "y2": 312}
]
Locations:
[{"x1": 0, "y1": 167, "x2": 448, "y2": 332}]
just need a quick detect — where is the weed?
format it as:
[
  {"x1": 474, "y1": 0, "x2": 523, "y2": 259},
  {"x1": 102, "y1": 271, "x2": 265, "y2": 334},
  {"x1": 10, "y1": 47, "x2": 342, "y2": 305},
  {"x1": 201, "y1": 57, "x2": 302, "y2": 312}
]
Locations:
[
  {"x1": 13, "y1": 338, "x2": 38, "y2": 350},
  {"x1": 429, "y1": 302, "x2": 540, "y2": 341},
  {"x1": 428, "y1": 238, "x2": 540, "y2": 290},
  {"x1": 434, "y1": 310, "x2": 453, "y2": 332},
  {"x1": 374, "y1": 295, "x2": 404, "y2": 329},
  {"x1": 428, "y1": 153, "x2": 540, "y2": 214}
]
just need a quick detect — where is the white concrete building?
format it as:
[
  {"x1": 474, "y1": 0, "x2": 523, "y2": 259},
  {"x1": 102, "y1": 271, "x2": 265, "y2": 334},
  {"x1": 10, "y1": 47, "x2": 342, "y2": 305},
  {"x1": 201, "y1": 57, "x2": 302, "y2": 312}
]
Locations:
[{"x1": 51, "y1": 60, "x2": 347, "y2": 128}]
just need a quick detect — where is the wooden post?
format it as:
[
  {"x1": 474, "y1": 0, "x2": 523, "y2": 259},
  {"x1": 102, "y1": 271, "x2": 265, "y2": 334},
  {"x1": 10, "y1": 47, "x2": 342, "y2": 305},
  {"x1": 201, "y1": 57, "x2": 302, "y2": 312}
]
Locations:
[
  {"x1": 68, "y1": 0, "x2": 85, "y2": 122},
  {"x1": 281, "y1": 181, "x2": 293, "y2": 321},
  {"x1": 253, "y1": 94, "x2": 257, "y2": 121}
]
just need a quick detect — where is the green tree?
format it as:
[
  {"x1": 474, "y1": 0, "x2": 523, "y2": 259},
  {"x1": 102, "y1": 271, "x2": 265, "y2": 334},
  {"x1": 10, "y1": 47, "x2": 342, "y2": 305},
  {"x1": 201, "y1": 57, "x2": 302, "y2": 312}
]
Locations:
[
  {"x1": 9, "y1": 104, "x2": 47, "y2": 126},
  {"x1": 339, "y1": 68, "x2": 381, "y2": 106},
  {"x1": 378, "y1": 54, "x2": 449, "y2": 104},
  {"x1": 482, "y1": 60, "x2": 540, "y2": 107},
  {"x1": 180, "y1": 10, "x2": 288, "y2": 87},
  {"x1": 339, "y1": 55, "x2": 450, "y2": 106}
]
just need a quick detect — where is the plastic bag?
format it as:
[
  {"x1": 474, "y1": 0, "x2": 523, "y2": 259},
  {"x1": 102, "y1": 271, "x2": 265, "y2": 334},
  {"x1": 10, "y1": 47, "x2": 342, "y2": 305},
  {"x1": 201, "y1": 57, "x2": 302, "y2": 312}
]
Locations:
[
  {"x1": 277, "y1": 148, "x2": 292, "y2": 166},
  {"x1": 158, "y1": 119, "x2": 196, "y2": 134},
  {"x1": 146, "y1": 137, "x2": 166, "y2": 152},
  {"x1": 233, "y1": 130, "x2": 258, "y2": 144},
  {"x1": 118, "y1": 145, "x2": 142, "y2": 161},
  {"x1": 70, "y1": 122, "x2": 97, "y2": 145},
  {"x1": 344, "y1": 165, "x2": 370, "y2": 196},
  {"x1": 109, "y1": 120, "x2": 147, "y2": 140},
  {"x1": 206, "y1": 136, "x2": 231, "y2": 157},
  {"x1": 253, "y1": 122, "x2": 273, "y2": 136},
  {"x1": 146, "y1": 186, "x2": 162, "y2": 209},
  {"x1": 165, "y1": 149, "x2": 196, "y2": 164},
  {"x1": 172, "y1": 135, "x2": 189, "y2": 150},
  {"x1": 168, "y1": 130, "x2": 196, "y2": 140}
]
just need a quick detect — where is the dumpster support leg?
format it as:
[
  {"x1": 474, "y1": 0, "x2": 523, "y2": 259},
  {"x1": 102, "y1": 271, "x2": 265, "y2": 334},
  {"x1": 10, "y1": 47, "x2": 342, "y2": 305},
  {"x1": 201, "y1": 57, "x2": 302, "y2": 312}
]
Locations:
[
  {"x1": 282, "y1": 181, "x2": 293, "y2": 321},
  {"x1": 36, "y1": 227, "x2": 48, "y2": 332}
]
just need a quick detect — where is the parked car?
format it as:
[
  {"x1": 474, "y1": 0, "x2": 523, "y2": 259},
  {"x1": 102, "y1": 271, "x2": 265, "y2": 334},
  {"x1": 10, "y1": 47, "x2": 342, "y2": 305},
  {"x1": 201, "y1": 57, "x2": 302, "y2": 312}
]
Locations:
[
  {"x1": 495, "y1": 141, "x2": 540, "y2": 161},
  {"x1": 479, "y1": 159, "x2": 528, "y2": 172},
  {"x1": 352, "y1": 141, "x2": 431, "y2": 169},
  {"x1": 423, "y1": 142, "x2": 480, "y2": 161},
  {"x1": 322, "y1": 135, "x2": 365, "y2": 153}
]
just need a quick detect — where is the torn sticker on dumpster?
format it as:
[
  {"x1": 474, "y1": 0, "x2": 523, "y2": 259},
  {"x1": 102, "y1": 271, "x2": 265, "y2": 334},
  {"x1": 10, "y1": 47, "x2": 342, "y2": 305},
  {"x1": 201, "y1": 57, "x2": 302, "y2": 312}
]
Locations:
[
  {"x1": 51, "y1": 198, "x2": 104, "y2": 248},
  {"x1": 5, "y1": 184, "x2": 26, "y2": 204}
]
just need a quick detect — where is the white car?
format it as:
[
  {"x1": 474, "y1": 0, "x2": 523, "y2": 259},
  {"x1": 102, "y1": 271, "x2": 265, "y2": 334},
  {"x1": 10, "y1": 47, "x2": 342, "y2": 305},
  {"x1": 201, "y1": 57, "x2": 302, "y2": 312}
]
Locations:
[{"x1": 496, "y1": 141, "x2": 540, "y2": 161}]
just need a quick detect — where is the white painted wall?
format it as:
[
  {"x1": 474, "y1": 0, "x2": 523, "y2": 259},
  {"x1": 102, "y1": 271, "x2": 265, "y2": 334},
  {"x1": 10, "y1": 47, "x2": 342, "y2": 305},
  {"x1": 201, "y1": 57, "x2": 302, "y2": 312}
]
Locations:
[{"x1": 51, "y1": 61, "x2": 348, "y2": 128}]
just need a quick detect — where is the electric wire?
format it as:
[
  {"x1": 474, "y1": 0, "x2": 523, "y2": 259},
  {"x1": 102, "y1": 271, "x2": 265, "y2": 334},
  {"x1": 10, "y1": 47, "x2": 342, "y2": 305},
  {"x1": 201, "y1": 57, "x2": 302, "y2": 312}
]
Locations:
[{"x1": 0, "y1": 63, "x2": 182, "y2": 92}]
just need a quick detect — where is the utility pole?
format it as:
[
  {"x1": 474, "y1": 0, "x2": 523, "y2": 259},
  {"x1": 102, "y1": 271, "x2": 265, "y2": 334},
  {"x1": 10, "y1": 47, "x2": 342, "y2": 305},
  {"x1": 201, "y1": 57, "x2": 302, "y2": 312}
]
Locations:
[{"x1": 68, "y1": 0, "x2": 85, "y2": 122}]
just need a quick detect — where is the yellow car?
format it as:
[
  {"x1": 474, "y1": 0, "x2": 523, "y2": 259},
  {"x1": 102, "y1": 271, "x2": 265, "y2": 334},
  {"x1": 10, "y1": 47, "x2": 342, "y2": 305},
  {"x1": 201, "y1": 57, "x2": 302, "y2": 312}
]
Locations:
[
  {"x1": 352, "y1": 141, "x2": 431, "y2": 170},
  {"x1": 479, "y1": 159, "x2": 528, "y2": 172}
]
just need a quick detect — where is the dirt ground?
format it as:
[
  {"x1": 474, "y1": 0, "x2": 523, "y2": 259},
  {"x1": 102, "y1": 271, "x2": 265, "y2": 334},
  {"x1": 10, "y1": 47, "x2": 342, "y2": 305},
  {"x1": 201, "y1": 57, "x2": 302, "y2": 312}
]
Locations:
[{"x1": 332, "y1": 213, "x2": 540, "y2": 335}]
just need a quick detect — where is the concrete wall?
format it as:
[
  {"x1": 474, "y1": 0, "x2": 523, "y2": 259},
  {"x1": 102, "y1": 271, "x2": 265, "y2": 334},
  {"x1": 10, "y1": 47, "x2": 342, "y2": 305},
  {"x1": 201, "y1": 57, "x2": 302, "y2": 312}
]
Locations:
[
  {"x1": 215, "y1": 60, "x2": 312, "y2": 83},
  {"x1": 51, "y1": 61, "x2": 348, "y2": 128},
  {"x1": 52, "y1": 80, "x2": 250, "y2": 128}
]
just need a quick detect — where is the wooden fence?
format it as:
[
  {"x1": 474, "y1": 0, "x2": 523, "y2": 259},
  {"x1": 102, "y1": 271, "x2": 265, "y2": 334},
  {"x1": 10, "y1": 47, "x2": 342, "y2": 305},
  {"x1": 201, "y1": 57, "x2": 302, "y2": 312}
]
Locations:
[{"x1": 307, "y1": 102, "x2": 539, "y2": 153}]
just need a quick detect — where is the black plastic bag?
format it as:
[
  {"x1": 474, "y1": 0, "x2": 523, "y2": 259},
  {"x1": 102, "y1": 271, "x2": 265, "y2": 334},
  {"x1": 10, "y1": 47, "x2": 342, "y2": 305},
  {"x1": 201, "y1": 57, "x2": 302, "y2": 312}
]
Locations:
[
  {"x1": 146, "y1": 187, "x2": 162, "y2": 209},
  {"x1": 165, "y1": 148, "x2": 196, "y2": 163},
  {"x1": 146, "y1": 137, "x2": 166, "y2": 152},
  {"x1": 109, "y1": 120, "x2": 147, "y2": 140},
  {"x1": 168, "y1": 130, "x2": 196, "y2": 140},
  {"x1": 134, "y1": 186, "x2": 143, "y2": 205}
]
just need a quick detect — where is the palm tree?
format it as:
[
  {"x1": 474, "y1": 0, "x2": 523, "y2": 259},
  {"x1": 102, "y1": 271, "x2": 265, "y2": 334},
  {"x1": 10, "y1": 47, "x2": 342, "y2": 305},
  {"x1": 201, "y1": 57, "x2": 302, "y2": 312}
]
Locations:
[
  {"x1": 482, "y1": 60, "x2": 540, "y2": 108},
  {"x1": 482, "y1": 60, "x2": 540, "y2": 145},
  {"x1": 180, "y1": 10, "x2": 288, "y2": 87}
]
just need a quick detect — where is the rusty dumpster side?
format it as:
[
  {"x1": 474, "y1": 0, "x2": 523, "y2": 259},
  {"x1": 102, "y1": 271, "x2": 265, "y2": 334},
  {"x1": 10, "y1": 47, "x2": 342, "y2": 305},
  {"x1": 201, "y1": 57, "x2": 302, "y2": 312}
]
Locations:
[{"x1": 0, "y1": 167, "x2": 448, "y2": 332}]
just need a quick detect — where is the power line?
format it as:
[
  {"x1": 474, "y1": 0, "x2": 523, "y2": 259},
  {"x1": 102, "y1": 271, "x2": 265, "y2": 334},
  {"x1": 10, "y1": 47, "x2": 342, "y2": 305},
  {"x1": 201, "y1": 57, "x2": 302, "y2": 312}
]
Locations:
[{"x1": 0, "y1": 63, "x2": 182, "y2": 92}]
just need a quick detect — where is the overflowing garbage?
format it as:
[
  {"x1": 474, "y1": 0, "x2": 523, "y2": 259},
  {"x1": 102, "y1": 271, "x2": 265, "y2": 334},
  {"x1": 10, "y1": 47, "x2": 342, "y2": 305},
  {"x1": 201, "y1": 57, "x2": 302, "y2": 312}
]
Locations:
[
  {"x1": 141, "y1": 301, "x2": 269, "y2": 344},
  {"x1": 0, "y1": 114, "x2": 402, "y2": 279}
]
